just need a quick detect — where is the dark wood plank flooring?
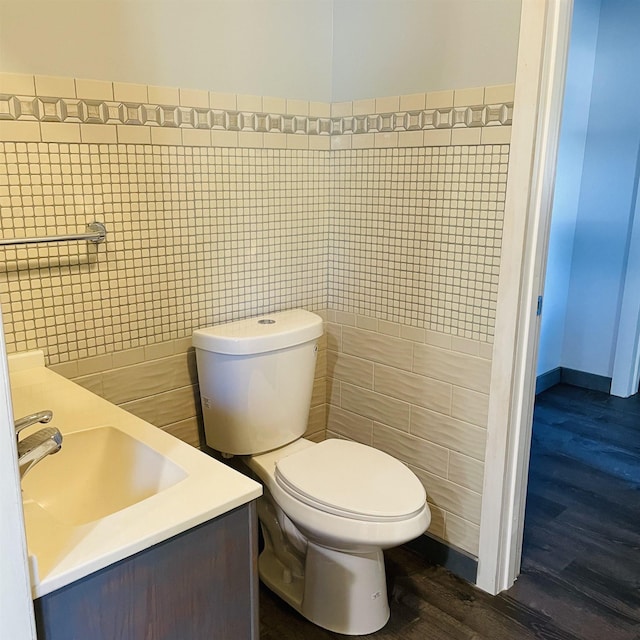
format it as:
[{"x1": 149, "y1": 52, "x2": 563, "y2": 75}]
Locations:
[{"x1": 259, "y1": 384, "x2": 640, "y2": 639}]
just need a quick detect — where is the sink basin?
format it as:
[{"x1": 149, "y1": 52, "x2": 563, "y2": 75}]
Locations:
[{"x1": 21, "y1": 426, "x2": 187, "y2": 526}]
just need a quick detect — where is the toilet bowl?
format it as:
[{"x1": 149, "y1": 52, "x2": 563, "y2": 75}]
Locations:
[{"x1": 193, "y1": 309, "x2": 430, "y2": 635}]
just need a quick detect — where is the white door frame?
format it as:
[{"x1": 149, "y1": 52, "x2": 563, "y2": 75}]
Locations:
[
  {"x1": 0, "y1": 306, "x2": 37, "y2": 638},
  {"x1": 611, "y1": 161, "x2": 640, "y2": 397},
  {"x1": 476, "y1": 0, "x2": 574, "y2": 595}
]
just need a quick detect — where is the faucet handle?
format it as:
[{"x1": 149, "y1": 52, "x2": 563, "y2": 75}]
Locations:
[{"x1": 15, "y1": 410, "x2": 53, "y2": 436}]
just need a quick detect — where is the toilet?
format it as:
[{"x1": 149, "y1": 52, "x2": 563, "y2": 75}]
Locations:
[{"x1": 193, "y1": 309, "x2": 430, "y2": 635}]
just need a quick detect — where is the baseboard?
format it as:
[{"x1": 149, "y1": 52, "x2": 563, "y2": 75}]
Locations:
[
  {"x1": 404, "y1": 533, "x2": 478, "y2": 584},
  {"x1": 536, "y1": 367, "x2": 561, "y2": 394},
  {"x1": 536, "y1": 366, "x2": 612, "y2": 395}
]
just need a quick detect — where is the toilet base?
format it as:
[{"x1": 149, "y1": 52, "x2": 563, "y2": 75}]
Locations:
[{"x1": 259, "y1": 538, "x2": 390, "y2": 636}]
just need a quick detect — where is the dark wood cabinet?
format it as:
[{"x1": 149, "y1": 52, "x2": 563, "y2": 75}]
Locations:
[{"x1": 34, "y1": 502, "x2": 259, "y2": 640}]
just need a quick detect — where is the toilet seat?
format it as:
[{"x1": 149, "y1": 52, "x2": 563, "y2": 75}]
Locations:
[{"x1": 275, "y1": 439, "x2": 426, "y2": 522}]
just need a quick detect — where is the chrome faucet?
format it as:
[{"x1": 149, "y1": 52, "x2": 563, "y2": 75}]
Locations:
[{"x1": 15, "y1": 410, "x2": 63, "y2": 478}]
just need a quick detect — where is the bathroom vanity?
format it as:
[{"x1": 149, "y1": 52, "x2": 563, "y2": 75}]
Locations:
[{"x1": 9, "y1": 351, "x2": 262, "y2": 640}]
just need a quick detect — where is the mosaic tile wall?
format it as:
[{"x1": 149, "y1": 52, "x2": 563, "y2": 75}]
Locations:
[
  {"x1": 330, "y1": 144, "x2": 508, "y2": 341},
  {"x1": 0, "y1": 142, "x2": 329, "y2": 362}
]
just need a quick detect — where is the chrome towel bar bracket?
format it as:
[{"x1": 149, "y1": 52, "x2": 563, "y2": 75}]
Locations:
[{"x1": 0, "y1": 222, "x2": 107, "y2": 247}]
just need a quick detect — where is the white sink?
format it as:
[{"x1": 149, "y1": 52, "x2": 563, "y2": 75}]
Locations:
[
  {"x1": 9, "y1": 350, "x2": 262, "y2": 598},
  {"x1": 21, "y1": 426, "x2": 187, "y2": 526}
]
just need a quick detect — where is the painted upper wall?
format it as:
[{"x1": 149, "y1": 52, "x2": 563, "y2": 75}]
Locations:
[
  {"x1": 0, "y1": 0, "x2": 334, "y2": 101},
  {"x1": 537, "y1": 0, "x2": 600, "y2": 377},
  {"x1": 0, "y1": 0, "x2": 519, "y2": 102},
  {"x1": 562, "y1": 0, "x2": 640, "y2": 377},
  {"x1": 331, "y1": 0, "x2": 521, "y2": 102}
]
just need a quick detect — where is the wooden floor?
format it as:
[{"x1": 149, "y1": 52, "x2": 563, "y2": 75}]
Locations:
[{"x1": 259, "y1": 384, "x2": 640, "y2": 639}]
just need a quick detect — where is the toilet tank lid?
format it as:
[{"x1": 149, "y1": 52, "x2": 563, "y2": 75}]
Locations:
[{"x1": 192, "y1": 309, "x2": 323, "y2": 355}]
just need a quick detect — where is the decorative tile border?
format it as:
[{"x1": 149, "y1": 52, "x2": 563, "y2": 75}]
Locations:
[{"x1": 0, "y1": 93, "x2": 512, "y2": 136}]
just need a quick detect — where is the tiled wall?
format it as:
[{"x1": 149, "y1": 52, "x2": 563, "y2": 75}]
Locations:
[
  {"x1": 325, "y1": 311, "x2": 491, "y2": 556},
  {"x1": 0, "y1": 73, "x2": 512, "y2": 557}
]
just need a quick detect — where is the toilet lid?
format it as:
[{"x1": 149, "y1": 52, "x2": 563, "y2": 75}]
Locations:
[{"x1": 275, "y1": 439, "x2": 426, "y2": 522}]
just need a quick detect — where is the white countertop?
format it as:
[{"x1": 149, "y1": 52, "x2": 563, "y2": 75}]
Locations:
[{"x1": 9, "y1": 351, "x2": 262, "y2": 599}]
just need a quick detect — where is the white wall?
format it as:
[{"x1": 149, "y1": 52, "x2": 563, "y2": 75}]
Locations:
[
  {"x1": 537, "y1": 0, "x2": 600, "y2": 376},
  {"x1": 0, "y1": 0, "x2": 334, "y2": 101},
  {"x1": 562, "y1": 0, "x2": 640, "y2": 377},
  {"x1": 331, "y1": 0, "x2": 521, "y2": 102},
  {"x1": 0, "y1": 0, "x2": 519, "y2": 103}
]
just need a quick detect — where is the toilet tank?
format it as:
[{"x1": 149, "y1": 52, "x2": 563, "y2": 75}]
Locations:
[{"x1": 192, "y1": 309, "x2": 323, "y2": 455}]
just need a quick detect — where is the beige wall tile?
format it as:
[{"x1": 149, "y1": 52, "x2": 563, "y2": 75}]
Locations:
[
  {"x1": 374, "y1": 132, "x2": 398, "y2": 148},
  {"x1": 426, "y1": 90, "x2": 453, "y2": 109},
  {"x1": 0, "y1": 72, "x2": 35, "y2": 95},
  {"x1": 410, "y1": 405, "x2": 487, "y2": 461},
  {"x1": 413, "y1": 344, "x2": 491, "y2": 393},
  {"x1": 114, "y1": 82, "x2": 148, "y2": 103},
  {"x1": 0, "y1": 121, "x2": 41, "y2": 142},
  {"x1": 445, "y1": 513, "x2": 480, "y2": 556},
  {"x1": 111, "y1": 347, "x2": 146, "y2": 368},
  {"x1": 342, "y1": 326, "x2": 413, "y2": 371},
  {"x1": 425, "y1": 502, "x2": 446, "y2": 540},
  {"x1": 211, "y1": 130, "x2": 238, "y2": 147},
  {"x1": 162, "y1": 417, "x2": 200, "y2": 448},
  {"x1": 484, "y1": 83, "x2": 515, "y2": 104},
  {"x1": 182, "y1": 128, "x2": 211, "y2": 146},
  {"x1": 286, "y1": 99, "x2": 309, "y2": 116},
  {"x1": 77, "y1": 353, "x2": 113, "y2": 376},
  {"x1": 400, "y1": 325, "x2": 425, "y2": 343},
  {"x1": 326, "y1": 406, "x2": 373, "y2": 445},
  {"x1": 145, "y1": 341, "x2": 175, "y2": 360},
  {"x1": 75, "y1": 78, "x2": 113, "y2": 101},
  {"x1": 287, "y1": 134, "x2": 308, "y2": 150},
  {"x1": 331, "y1": 101, "x2": 352, "y2": 117},
  {"x1": 308, "y1": 136, "x2": 330, "y2": 151},
  {"x1": 309, "y1": 101, "x2": 330, "y2": 118},
  {"x1": 448, "y1": 451, "x2": 484, "y2": 493},
  {"x1": 236, "y1": 94, "x2": 262, "y2": 112},
  {"x1": 423, "y1": 129, "x2": 452, "y2": 146},
  {"x1": 334, "y1": 311, "x2": 356, "y2": 326},
  {"x1": 35, "y1": 75, "x2": 76, "y2": 98},
  {"x1": 40, "y1": 122, "x2": 81, "y2": 143},
  {"x1": 148, "y1": 85, "x2": 180, "y2": 105},
  {"x1": 116, "y1": 124, "x2": 151, "y2": 144},
  {"x1": 412, "y1": 466, "x2": 482, "y2": 525},
  {"x1": 375, "y1": 95, "x2": 400, "y2": 113},
  {"x1": 451, "y1": 387, "x2": 489, "y2": 428},
  {"x1": 353, "y1": 98, "x2": 376, "y2": 116},
  {"x1": 373, "y1": 422, "x2": 448, "y2": 478},
  {"x1": 306, "y1": 403, "x2": 327, "y2": 436},
  {"x1": 398, "y1": 131, "x2": 423, "y2": 147},
  {"x1": 180, "y1": 88, "x2": 209, "y2": 108},
  {"x1": 451, "y1": 127, "x2": 482, "y2": 146},
  {"x1": 327, "y1": 351, "x2": 374, "y2": 389},
  {"x1": 400, "y1": 93, "x2": 426, "y2": 111},
  {"x1": 151, "y1": 127, "x2": 182, "y2": 146},
  {"x1": 378, "y1": 320, "x2": 400, "y2": 337},
  {"x1": 209, "y1": 92, "x2": 236, "y2": 110},
  {"x1": 326, "y1": 377, "x2": 341, "y2": 407},
  {"x1": 454, "y1": 86, "x2": 484, "y2": 107},
  {"x1": 479, "y1": 342, "x2": 493, "y2": 360},
  {"x1": 80, "y1": 124, "x2": 117, "y2": 144},
  {"x1": 374, "y1": 363, "x2": 452, "y2": 415},
  {"x1": 48, "y1": 360, "x2": 79, "y2": 379},
  {"x1": 450, "y1": 336, "x2": 480, "y2": 356},
  {"x1": 311, "y1": 376, "x2": 326, "y2": 407},
  {"x1": 73, "y1": 373, "x2": 104, "y2": 397},
  {"x1": 101, "y1": 353, "x2": 195, "y2": 404},
  {"x1": 481, "y1": 125, "x2": 512, "y2": 145},
  {"x1": 325, "y1": 322, "x2": 342, "y2": 352},
  {"x1": 425, "y1": 330, "x2": 451, "y2": 349},
  {"x1": 331, "y1": 135, "x2": 351, "y2": 150},
  {"x1": 351, "y1": 133, "x2": 374, "y2": 149},
  {"x1": 340, "y1": 382, "x2": 410, "y2": 432},
  {"x1": 238, "y1": 131, "x2": 264, "y2": 149},
  {"x1": 120, "y1": 384, "x2": 199, "y2": 427},
  {"x1": 263, "y1": 96, "x2": 287, "y2": 113},
  {"x1": 263, "y1": 132, "x2": 287, "y2": 149},
  {"x1": 356, "y1": 315, "x2": 378, "y2": 331}
]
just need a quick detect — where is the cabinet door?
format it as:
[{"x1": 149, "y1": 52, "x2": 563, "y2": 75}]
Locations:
[{"x1": 35, "y1": 502, "x2": 259, "y2": 640}]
